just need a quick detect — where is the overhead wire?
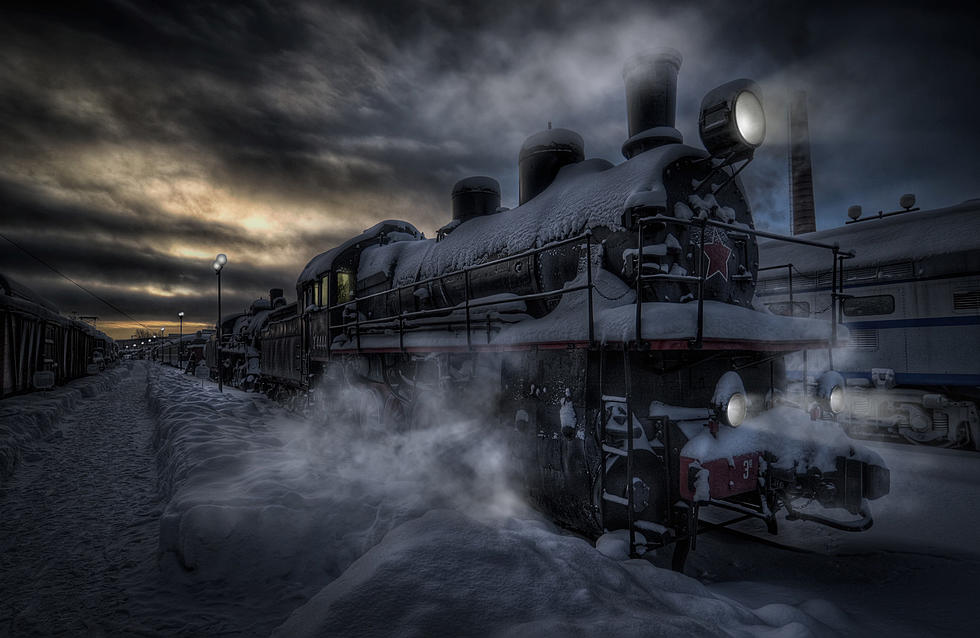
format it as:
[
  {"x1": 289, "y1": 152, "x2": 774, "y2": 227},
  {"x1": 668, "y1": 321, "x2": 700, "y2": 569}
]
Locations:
[{"x1": 0, "y1": 230, "x2": 154, "y2": 331}]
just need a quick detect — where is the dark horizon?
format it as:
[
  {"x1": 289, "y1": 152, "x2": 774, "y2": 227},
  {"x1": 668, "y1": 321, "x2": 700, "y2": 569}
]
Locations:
[{"x1": 2, "y1": 1, "x2": 977, "y2": 339}]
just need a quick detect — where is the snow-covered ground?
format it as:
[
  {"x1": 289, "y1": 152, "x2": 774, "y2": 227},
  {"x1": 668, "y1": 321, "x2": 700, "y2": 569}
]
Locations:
[{"x1": 1, "y1": 360, "x2": 977, "y2": 636}]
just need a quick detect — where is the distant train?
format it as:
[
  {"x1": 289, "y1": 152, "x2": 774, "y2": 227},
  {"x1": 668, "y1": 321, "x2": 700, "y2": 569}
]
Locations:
[
  {"x1": 757, "y1": 199, "x2": 980, "y2": 449},
  {"x1": 225, "y1": 49, "x2": 890, "y2": 570},
  {"x1": 0, "y1": 273, "x2": 116, "y2": 398},
  {"x1": 153, "y1": 330, "x2": 212, "y2": 372},
  {"x1": 201, "y1": 289, "x2": 289, "y2": 391}
]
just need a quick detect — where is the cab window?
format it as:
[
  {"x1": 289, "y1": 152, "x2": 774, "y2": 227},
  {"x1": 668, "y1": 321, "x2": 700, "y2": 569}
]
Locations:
[{"x1": 335, "y1": 270, "x2": 353, "y2": 304}]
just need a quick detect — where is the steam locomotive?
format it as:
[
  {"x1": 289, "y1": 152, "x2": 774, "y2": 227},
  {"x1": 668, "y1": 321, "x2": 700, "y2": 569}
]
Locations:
[
  {"x1": 1, "y1": 273, "x2": 116, "y2": 398},
  {"x1": 248, "y1": 49, "x2": 889, "y2": 569}
]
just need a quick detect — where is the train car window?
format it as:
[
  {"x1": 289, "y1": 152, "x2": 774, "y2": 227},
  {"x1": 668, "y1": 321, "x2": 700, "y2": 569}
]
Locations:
[
  {"x1": 842, "y1": 294, "x2": 895, "y2": 317},
  {"x1": 318, "y1": 277, "x2": 326, "y2": 307},
  {"x1": 335, "y1": 271, "x2": 353, "y2": 304},
  {"x1": 765, "y1": 301, "x2": 810, "y2": 317},
  {"x1": 953, "y1": 290, "x2": 980, "y2": 312}
]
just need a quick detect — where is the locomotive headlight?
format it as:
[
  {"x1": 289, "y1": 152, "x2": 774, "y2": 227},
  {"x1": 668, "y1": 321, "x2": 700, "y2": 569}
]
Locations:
[
  {"x1": 817, "y1": 370, "x2": 846, "y2": 414},
  {"x1": 698, "y1": 79, "x2": 766, "y2": 160},
  {"x1": 712, "y1": 371, "x2": 747, "y2": 427},
  {"x1": 829, "y1": 386, "x2": 845, "y2": 414},
  {"x1": 724, "y1": 392, "x2": 747, "y2": 427},
  {"x1": 734, "y1": 91, "x2": 765, "y2": 146}
]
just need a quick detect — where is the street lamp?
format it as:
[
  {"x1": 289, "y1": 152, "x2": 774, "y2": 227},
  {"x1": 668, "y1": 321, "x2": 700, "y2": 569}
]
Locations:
[
  {"x1": 213, "y1": 253, "x2": 227, "y2": 392},
  {"x1": 178, "y1": 311, "x2": 184, "y2": 369}
]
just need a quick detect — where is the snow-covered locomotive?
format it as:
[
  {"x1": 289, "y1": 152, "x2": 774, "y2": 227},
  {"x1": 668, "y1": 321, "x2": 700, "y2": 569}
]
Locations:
[
  {"x1": 260, "y1": 49, "x2": 890, "y2": 568},
  {"x1": 1, "y1": 273, "x2": 116, "y2": 398},
  {"x1": 757, "y1": 198, "x2": 980, "y2": 448}
]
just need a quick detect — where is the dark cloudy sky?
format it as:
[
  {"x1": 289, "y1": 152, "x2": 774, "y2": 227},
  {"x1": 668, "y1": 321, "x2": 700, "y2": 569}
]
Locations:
[{"x1": 1, "y1": 1, "x2": 977, "y2": 338}]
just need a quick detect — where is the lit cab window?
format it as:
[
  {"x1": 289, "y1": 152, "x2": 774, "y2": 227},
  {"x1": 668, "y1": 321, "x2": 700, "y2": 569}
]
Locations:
[{"x1": 335, "y1": 271, "x2": 353, "y2": 304}]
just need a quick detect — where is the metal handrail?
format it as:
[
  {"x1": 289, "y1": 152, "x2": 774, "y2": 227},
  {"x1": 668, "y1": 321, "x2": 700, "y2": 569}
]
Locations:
[
  {"x1": 325, "y1": 232, "x2": 591, "y2": 314},
  {"x1": 320, "y1": 232, "x2": 597, "y2": 352},
  {"x1": 635, "y1": 214, "x2": 853, "y2": 348}
]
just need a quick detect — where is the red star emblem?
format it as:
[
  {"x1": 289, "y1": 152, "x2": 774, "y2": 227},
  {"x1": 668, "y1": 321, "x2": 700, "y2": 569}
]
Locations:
[{"x1": 702, "y1": 241, "x2": 732, "y2": 281}]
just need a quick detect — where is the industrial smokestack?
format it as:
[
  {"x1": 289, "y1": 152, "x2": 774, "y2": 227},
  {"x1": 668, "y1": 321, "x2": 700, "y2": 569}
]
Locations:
[
  {"x1": 789, "y1": 90, "x2": 817, "y2": 235},
  {"x1": 621, "y1": 48, "x2": 683, "y2": 159}
]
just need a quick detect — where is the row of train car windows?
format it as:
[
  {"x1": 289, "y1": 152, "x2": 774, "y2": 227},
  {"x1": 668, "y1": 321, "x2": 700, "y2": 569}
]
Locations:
[
  {"x1": 768, "y1": 290, "x2": 979, "y2": 318},
  {"x1": 765, "y1": 295, "x2": 896, "y2": 318}
]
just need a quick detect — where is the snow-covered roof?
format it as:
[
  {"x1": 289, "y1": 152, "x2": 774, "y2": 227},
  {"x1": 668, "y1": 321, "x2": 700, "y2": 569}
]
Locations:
[
  {"x1": 758, "y1": 199, "x2": 980, "y2": 274},
  {"x1": 0, "y1": 273, "x2": 61, "y2": 314},
  {"x1": 297, "y1": 220, "x2": 422, "y2": 286},
  {"x1": 392, "y1": 145, "x2": 705, "y2": 285}
]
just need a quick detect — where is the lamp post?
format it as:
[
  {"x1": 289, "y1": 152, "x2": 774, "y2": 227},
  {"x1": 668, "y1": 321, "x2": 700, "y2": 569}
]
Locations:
[
  {"x1": 178, "y1": 311, "x2": 184, "y2": 369},
  {"x1": 213, "y1": 253, "x2": 227, "y2": 392},
  {"x1": 161, "y1": 327, "x2": 165, "y2": 364}
]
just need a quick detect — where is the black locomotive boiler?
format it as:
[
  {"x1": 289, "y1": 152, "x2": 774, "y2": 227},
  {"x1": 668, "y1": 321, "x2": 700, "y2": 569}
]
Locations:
[{"x1": 259, "y1": 49, "x2": 890, "y2": 568}]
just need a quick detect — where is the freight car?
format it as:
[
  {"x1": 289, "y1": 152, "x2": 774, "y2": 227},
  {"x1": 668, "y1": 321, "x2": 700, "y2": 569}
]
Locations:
[
  {"x1": 257, "y1": 49, "x2": 890, "y2": 568},
  {"x1": 1, "y1": 273, "x2": 116, "y2": 398},
  {"x1": 757, "y1": 199, "x2": 980, "y2": 448}
]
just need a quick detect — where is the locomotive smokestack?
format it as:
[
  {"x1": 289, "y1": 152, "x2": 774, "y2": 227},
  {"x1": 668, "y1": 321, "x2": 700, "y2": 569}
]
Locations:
[
  {"x1": 622, "y1": 48, "x2": 683, "y2": 159},
  {"x1": 269, "y1": 288, "x2": 284, "y2": 307},
  {"x1": 789, "y1": 90, "x2": 817, "y2": 235}
]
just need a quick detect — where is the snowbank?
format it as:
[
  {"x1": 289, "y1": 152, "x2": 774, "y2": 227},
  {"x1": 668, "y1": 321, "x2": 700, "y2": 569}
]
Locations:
[
  {"x1": 146, "y1": 363, "x2": 524, "y2": 597},
  {"x1": 0, "y1": 364, "x2": 129, "y2": 482},
  {"x1": 274, "y1": 509, "x2": 847, "y2": 638},
  {"x1": 146, "y1": 364, "x2": 851, "y2": 637}
]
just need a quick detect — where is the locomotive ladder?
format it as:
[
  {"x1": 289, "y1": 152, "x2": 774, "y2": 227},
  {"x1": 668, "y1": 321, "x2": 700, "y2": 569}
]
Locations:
[{"x1": 598, "y1": 348, "x2": 675, "y2": 559}]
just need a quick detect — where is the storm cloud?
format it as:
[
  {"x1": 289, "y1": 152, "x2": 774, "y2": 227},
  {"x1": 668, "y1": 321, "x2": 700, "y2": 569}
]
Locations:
[{"x1": 1, "y1": 0, "x2": 976, "y2": 337}]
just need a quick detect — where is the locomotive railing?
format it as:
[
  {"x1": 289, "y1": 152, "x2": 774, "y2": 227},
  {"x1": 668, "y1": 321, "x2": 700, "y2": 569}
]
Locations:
[
  {"x1": 319, "y1": 215, "x2": 853, "y2": 355},
  {"x1": 323, "y1": 232, "x2": 597, "y2": 353},
  {"x1": 635, "y1": 214, "x2": 854, "y2": 349}
]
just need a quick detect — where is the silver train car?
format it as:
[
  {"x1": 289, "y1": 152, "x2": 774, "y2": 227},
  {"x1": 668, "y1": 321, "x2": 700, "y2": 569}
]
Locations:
[{"x1": 757, "y1": 199, "x2": 980, "y2": 448}]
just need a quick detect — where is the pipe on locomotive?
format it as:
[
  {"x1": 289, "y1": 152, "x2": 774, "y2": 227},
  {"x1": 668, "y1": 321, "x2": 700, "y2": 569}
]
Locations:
[{"x1": 516, "y1": 48, "x2": 683, "y2": 208}]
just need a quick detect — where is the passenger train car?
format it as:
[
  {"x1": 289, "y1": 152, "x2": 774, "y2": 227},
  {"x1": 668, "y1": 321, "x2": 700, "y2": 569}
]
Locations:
[
  {"x1": 1, "y1": 273, "x2": 116, "y2": 398},
  {"x1": 252, "y1": 49, "x2": 890, "y2": 568},
  {"x1": 757, "y1": 200, "x2": 980, "y2": 449}
]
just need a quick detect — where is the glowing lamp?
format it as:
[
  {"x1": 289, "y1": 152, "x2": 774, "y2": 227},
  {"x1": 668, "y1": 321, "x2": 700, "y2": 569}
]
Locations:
[
  {"x1": 712, "y1": 371, "x2": 748, "y2": 427},
  {"x1": 817, "y1": 370, "x2": 846, "y2": 414},
  {"x1": 698, "y1": 79, "x2": 766, "y2": 160}
]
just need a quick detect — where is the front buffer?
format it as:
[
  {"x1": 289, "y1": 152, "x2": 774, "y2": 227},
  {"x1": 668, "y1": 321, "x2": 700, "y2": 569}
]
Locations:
[{"x1": 675, "y1": 405, "x2": 890, "y2": 532}]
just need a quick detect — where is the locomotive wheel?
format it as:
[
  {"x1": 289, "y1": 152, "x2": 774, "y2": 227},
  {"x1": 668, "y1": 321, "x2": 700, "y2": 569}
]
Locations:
[
  {"x1": 602, "y1": 450, "x2": 667, "y2": 531},
  {"x1": 353, "y1": 385, "x2": 385, "y2": 432}
]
